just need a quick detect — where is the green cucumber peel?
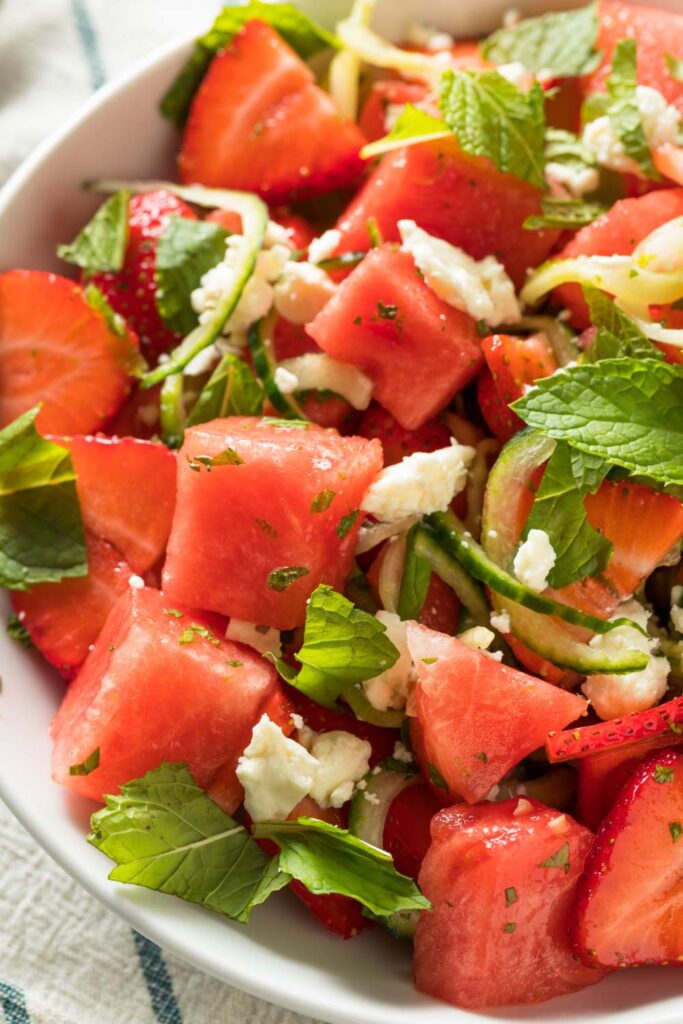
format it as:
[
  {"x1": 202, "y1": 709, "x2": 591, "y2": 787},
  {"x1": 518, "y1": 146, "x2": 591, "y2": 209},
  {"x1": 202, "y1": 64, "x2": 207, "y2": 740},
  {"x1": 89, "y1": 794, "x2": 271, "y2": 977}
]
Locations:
[{"x1": 247, "y1": 319, "x2": 305, "y2": 419}]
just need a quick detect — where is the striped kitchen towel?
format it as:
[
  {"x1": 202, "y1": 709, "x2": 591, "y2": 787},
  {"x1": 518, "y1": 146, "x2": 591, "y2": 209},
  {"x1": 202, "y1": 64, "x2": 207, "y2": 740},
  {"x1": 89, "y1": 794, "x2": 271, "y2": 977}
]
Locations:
[{"x1": 0, "y1": 3, "x2": 317, "y2": 1021}]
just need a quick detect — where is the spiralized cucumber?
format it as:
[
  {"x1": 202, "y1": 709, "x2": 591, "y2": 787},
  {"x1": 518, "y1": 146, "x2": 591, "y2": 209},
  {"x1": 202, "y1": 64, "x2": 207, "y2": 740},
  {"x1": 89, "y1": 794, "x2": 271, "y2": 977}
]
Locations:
[{"x1": 247, "y1": 316, "x2": 304, "y2": 419}]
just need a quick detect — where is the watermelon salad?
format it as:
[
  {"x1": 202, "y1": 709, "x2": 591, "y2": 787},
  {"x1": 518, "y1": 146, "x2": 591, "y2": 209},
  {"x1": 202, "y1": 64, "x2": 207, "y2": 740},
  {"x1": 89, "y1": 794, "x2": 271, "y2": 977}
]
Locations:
[{"x1": 3, "y1": 0, "x2": 683, "y2": 1011}]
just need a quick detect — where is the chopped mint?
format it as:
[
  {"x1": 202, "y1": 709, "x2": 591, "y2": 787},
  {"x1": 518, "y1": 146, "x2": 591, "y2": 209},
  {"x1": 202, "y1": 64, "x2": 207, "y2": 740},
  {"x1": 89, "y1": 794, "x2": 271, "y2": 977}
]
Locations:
[
  {"x1": 336, "y1": 510, "x2": 359, "y2": 539},
  {"x1": 267, "y1": 566, "x2": 310, "y2": 592},
  {"x1": 187, "y1": 448, "x2": 244, "y2": 472},
  {"x1": 376, "y1": 301, "x2": 398, "y2": 321},
  {"x1": 178, "y1": 623, "x2": 221, "y2": 647},
  {"x1": 665, "y1": 53, "x2": 683, "y2": 85},
  {"x1": 163, "y1": 608, "x2": 184, "y2": 618},
  {"x1": 6, "y1": 614, "x2": 33, "y2": 649},
  {"x1": 57, "y1": 189, "x2": 129, "y2": 274},
  {"x1": 255, "y1": 519, "x2": 278, "y2": 538},
  {"x1": 503, "y1": 922, "x2": 517, "y2": 933},
  {"x1": 310, "y1": 490, "x2": 336, "y2": 514},
  {"x1": 474, "y1": 752, "x2": 489, "y2": 763},
  {"x1": 669, "y1": 821, "x2": 683, "y2": 843},
  {"x1": 155, "y1": 217, "x2": 230, "y2": 335},
  {"x1": 505, "y1": 886, "x2": 518, "y2": 906},
  {"x1": 538, "y1": 841, "x2": 571, "y2": 873},
  {"x1": 481, "y1": 2, "x2": 601, "y2": 77},
  {"x1": 524, "y1": 197, "x2": 606, "y2": 231},
  {"x1": 654, "y1": 764, "x2": 675, "y2": 784},
  {"x1": 69, "y1": 748, "x2": 100, "y2": 777},
  {"x1": 427, "y1": 763, "x2": 448, "y2": 791}
]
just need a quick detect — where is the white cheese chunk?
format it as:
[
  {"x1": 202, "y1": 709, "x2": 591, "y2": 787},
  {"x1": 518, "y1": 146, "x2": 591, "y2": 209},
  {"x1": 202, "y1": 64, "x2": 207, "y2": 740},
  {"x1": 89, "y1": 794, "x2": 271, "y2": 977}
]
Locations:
[
  {"x1": 225, "y1": 619, "x2": 282, "y2": 658},
  {"x1": 273, "y1": 366, "x2": 299, "y2": 395},
  {"x1": 582, "y1": 86, "x2": 681, "y2": 178},
  {"x1": 307, "y1": 731, "x2": 372, "y2": 809},
  {"x1": 405, "y1": 22, "x2": 454, "y2": 52},
  {"x1": 277, "y1": 353, "x2": 373, "y2": 410},
  {"x1": 513, "y1": 529, "x2": 556, "y2": 592},
  {"x1": 490, "y1": 610, "x2": 511, "y2": 633},
  {"x1": 272, "y1": 261, "x2": 336, "y2": 324},
  {"x1": 308, "y1": 229, "x2": 342, "y2": 265},
  {"x1": 361, "y1": 441, "x2": 475, "y2": 523},
  {"x1": 545, "y1": 161, "x2": 600, "y2": 198},
  {"x1": 192, "y1": 238, "x2": 290, "y2": 333},
  {"x1": 362, "y1": 611, "x2": 416, "y2": 711},
  {"x1": 398, "y1": 220, "x2": 521, "y2": 326},
  {"x1": 236, "y1": 715, "x2": 319, "y2": 822}
]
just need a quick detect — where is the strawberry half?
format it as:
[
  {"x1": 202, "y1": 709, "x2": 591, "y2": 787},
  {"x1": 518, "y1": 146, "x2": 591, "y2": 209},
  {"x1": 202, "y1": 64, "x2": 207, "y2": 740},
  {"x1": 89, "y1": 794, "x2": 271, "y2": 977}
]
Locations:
[
  {"x1": 90, "y1": 190, "x2": 198, "y2": 363},
  {"x1": 547, "y1": 694, "x2": 683, "y2": 763},
  {"x1": 0, "y1": 271, "x2": 140, "y2": 435},
  {"x1": 572, "y1": 747, "x2": 683, "y2": 968},
  {"x1": 179, "y1": 21, "x2": 365, "y2": 202},
  {"x1": 477, "y1": 333, "x2": 558, "y2": 443},
  {"x1": 357, "y1": 404, "x2": 451, "y2": 467}
]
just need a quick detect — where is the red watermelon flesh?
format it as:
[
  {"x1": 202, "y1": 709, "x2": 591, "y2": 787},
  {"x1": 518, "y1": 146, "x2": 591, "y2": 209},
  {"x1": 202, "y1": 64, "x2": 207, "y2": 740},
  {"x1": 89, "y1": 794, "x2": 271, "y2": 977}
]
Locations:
[
  {"x1": 413, "y1": 799, "x2": 607, "y2": 1008},
  {"x1": 407, "y1": 622, "x2": 587, "y2": 803},
  {"x1": 162, "y1": 417, "x2": 382, "y2": 629},
  {"x1": 51, "y1": 586, "x2": 282, "y2": 802},
  {"x1": 306, "y1": 246, "x2": 483, "y2": 431},
  {"x1": 333, "y1": 139, "x2": 560, "y2": 288}
]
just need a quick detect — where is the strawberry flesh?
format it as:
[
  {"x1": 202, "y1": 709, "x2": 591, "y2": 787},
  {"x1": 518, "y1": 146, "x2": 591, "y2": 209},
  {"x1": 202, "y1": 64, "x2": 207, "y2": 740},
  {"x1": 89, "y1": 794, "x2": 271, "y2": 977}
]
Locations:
[{"x1": 547, "y1": 695, "x2": 683, "y2": 763}]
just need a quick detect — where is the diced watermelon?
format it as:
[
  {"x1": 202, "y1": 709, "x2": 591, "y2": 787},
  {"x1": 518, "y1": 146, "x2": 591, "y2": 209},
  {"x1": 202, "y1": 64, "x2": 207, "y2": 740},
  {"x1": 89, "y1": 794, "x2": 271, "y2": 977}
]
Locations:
[
  {"x1": 51, "y1": 586, "x2": 283, "y2": 802},
  {"x1": 179, "y1": 21, "x2": 365, "y2": 201},
  {"x1": 58, "y1": 435, "x2": 177, "y2": 575},
  {"x1": 585, "y1": 0, "x2": 683, "y2": 115},
  {"x1": 554, "y1": 189, "x2": 683, "y2": 327},
  {"x1": 333, "y1": 138, "x2": 560, "y2": 287},
  {"x1": 162, "y1": 417, "x2": 382, "y2": 629},
  {"x1": 358, "y1": 80, "x2": 428, "y2": 143},
  {"x1": 11, "y1": 532, "x2": 133, "y2": 680},
  {"x1": 306, "y1": 246, "x2": 483, "y2": 430},
  {"x1": 414, "y1": 799, "x2": 607, "y2": 1008},
  {"x1": 407, "y1": 622, "x2": 587, "y2": 803}
]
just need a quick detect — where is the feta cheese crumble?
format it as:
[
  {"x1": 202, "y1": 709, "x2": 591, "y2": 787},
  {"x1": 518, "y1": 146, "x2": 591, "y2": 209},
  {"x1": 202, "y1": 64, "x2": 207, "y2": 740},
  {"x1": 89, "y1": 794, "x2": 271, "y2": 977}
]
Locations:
[
  {"x1": 459, "y1": 626, "x2": 496, "y2": 652},
  {"x1": 273, "y1": 366, "x2": 299, "y2": 395},
  {"x1": 306, "y1": 731, "x2": 372, "y2": 808},
  {"x1": 360, "y1": 441, "x2": 475, "y2": 523},
  {"x1": 192, "y1": 237, "x2": 290, "y2": 333},
  {"x1": 362, "y1": 611, "x2": 416, "y2": 711},
  {"x1": 490, "y1": 610, "x2": 511, "y2": 634},
  {"x1": 545, "y1": 161, "x2": 600, "y2": 198},
  {"x1": 398, "y1": 220, "x2": 521, "y2": 327},
  {"x1": 236, "y1": 715, "x2": 319, "y2": 822},
  {"x1": 308, "y1": 229, "x2": 342, "y2": 265},
  {"x1": 513, "y1": 529, "x2": 556, "y2": 592},
  {"x1": 277, "y1": 353, "x2": 373, "y2": 410},
  {"x1": 583, "y1": 600, "x2": 671, "y2": 720},
  {"x1": 582, "y1": 86, "x2": 682, "y2": 177},
  {"x1": 272, "y1": 261, "x2": 336, "y2": 324},
  {"x1": 225, "y1": 619, "x2": 282, "y2": 658}
]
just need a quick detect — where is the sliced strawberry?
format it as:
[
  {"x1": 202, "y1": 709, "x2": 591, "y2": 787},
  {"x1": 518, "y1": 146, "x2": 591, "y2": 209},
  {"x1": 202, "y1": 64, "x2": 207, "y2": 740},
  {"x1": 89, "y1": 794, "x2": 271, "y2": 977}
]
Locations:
[
  {"x1": 297, "y1": 392, "x2": 356, "y2": 432},
  {"x1": 477, "y1": 333, "x2": 558, "y2": 443},
  {"x1": 179, "y1": 21, "x2": 365, "y2": 202},
  {"x1": 206, "y1": 208, "x2": 316, "y2": 251},
  {"x1": 417, "y1": 574, "x2": 461, "y2": 636},
  {"x1": 289, "y1": 882, "x2": 369, "y2": 939},
  {"x1": 356, "y1": 404, "x2": 451, "y2": 467},
  {"x1": 414, "y1": 799, "x2": 607, "y2": 1008},
  {"x1": 0, "y1": 271, "x2": 140, "y2": 435},
  {"x1": 59, "y1": 435, "x2": 177, "y2": 575},
  {"x1": 358, "y1": 80, "x2": 428, "y2": 143},
  {"x1": 573, "y1": 747, "x2": 683, "y2": 968},
  {"x1": 90, "y1": 190, "x2": 197, "y2": 363},
  {"x1": 291, "y1": 692, "x2": 398, "y2": 765},
  {"x1": 11, "y1": 532, "x2": 133, "y2": 679},
  {"x1": 584, "y1": 480, "x2": 683, "y2": 599},
  {"x1": 547, "y1": 694, "x2": 683, "y2": 763},
  {"x1": 382, "y1": 782, "x2": 445, "y2": 879}
]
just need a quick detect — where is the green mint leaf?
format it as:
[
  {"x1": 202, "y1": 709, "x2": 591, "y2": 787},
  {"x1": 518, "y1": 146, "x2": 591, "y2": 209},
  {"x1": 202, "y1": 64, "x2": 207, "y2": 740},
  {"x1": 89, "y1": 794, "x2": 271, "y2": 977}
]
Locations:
[
  {"x1": 376, "y1": 301, "x2": 399, "y2": 321},
  {"x1": 271, "y1": 584, "x2": 400, "y2": 708},
  {"x1": 512, "y1": 358, "x2": 683, "y2": 486},
  {"x1": 310, "y1": 489, "x2": 336, "y2": 514},
  {"x1": 505, "y1": 886, "x2": 518, "y2": 906},
  {"x1": 89, "y1": 762, "x2": 288, "y2": 921},
  {"x1": 69, "y1": 748, "x2": 100, "y2": 776},
  {"x1": 361, "y1": 105, "x2": 450, "y2": 159},
  {"x1": 669, "y1": 821, "x2": 683, "y2": 842},
  {"x1": 583, "y1": 286, "x2": 664, "y2": 362},
  {"x1": 665, "y1": 53, "x2": 683, "y2": 85},
  {"x1": 187, "y1": 353, "x2": 264, "y2": 426},
  {"x1": 439, "y1": 69, "x2": 546, "y2": 189},
  {"x1": 654, "y1": 764, "x2": 675, "y2": 784},
  {"x1": 524, "y1": 197, "x2": 606, "y2": 230},
  {"x1": 155, "y1": 217, "x2": 230, "y2": 335},
  {"x1": 267, "y1": 566, "x2": 310, "y2": 592},
  {"x1": 538, "y1": 841, "x2": 571, "y2": 873},
  {"x1": 427, "y1": 763, "x2": 448, "y2": 791},
  {"x1": 6, "y1": 613, "x2": 33, "y2": 648},
  {"x1": 397, "y1": 525, "x2": 432, "y2": 621},
  {"x1": 253, "y1": 817, "x2": 430, "y2": 917},
  {"x1": 607, "y1": 40, "x2": 659, "y2": 181},
  {"x1": 187, "y1": 448, "x2": 244, "y2": 472},
  {"x1": 481, "y1": 2, "x2": 601, "y2": 77},
  {"x1": 57, "y1": 190, "x2": 129, "y2": 274},
  {"x1": 0, "y1": 407, "x2": 87, "y2": 590},
  {"x1": 524, "y1": 440, "x2": 613, "y2": 587},
  {"x1": 336, "y1": 510, "x2": 359, "y2": 539},
  {"x1": 160, "y1": 3, "x2": 339, "y2": 127},
  {"x1": 544, "y1": 127, "x2": 598, "y2": 173}
]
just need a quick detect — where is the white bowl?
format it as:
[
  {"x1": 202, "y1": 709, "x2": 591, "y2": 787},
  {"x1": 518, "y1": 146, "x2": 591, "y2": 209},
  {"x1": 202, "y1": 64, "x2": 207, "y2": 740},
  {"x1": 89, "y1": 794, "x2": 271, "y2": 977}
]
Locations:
[{"x1": 1, "y1": 2, "x2": 682, "y2": 1022}]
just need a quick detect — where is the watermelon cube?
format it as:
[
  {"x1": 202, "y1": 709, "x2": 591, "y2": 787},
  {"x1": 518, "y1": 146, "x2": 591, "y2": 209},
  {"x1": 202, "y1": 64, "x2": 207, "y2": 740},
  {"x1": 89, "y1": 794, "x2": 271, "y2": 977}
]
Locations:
[
  {"x1": 306, "y1": 246, "x2": 483, "y2": 431},
  {"x1": 51, "y1": 585, "x2": 285, "y2": 802},
  {"x1": 162, "y1": 417, "x2": 383, "y2": 629}
]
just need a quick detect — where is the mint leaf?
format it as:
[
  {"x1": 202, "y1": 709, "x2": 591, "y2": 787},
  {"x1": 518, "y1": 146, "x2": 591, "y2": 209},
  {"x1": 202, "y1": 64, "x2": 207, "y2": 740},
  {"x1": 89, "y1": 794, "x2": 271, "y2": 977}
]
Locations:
[
  {"x1": 538, "y1": 841, "x2": 571, "y2": 873},
  {"x1": 481, "y1": 2, "x2": 601, "y2": 77},
  {"x1": 271, "y1": 585, "x2": 400, "y2": 708},
  {"x1": 89, "y1": 762, "x2": 288, "y2": 922},
  {"x1": 6, "y1": 613, "x2": 33, "y2": 649},
  {"x1": 583, "y1": 286, "x2": 664, "y2": 361},
  {"x1": 253, "y1": 817, "x2": 430, "y2": 917},
  {"x1": 524, "y1": 441, "x2": 613, "y2": 587},
  {"x1": 0, "y1": 408, "x2": 87, "y2": 590},
  {"x1": 187, "y1": 354, "x2": 264, "y2": 426},
  {"x1": 267, "y1": 566, "x2": 310, "y2": 592},
  {"x1": 439, "y1": 70, "x2": 546, "y2": 189},
  {"x1": 545, "y1": 127, "x2": 598, "y2": 173},
  {"x1": 69, "y1": 748, "x2": 100, "y2": 776},
  {"x1": 512, "y1": 358, "x2": 683, "y2": 486},
  {"x1": 607, "y1": 40, "x2": 659, "y2": 181},
  {"x1": 155, "y1": 217, "x2": 230, "y2": 335},
  {"x1": 361, "y1": 104, "x2": 450, "y2": 159},
  {"x1": 160, "y1": 3, "x2": 339, "y2": 127},
  {"x1": 665, "y1": 53, "x2": 683, "y2": 86},
  {"x1": 524, "y1": 197, "x2": 606, "y2": 230},
  {"x1": 57, "y1": 190, "x2": 129, "y2": 274}
]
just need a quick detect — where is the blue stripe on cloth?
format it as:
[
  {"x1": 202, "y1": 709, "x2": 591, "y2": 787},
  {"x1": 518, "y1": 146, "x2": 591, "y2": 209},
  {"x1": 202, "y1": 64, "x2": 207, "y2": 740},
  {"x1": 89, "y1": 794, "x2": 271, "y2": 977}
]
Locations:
[
  {"x1": 70, "y1": 0, "x2": 106, "y2": 90},
  {"x1": 133, "y1": 931, "x2": 183, "y2": 1024},
  {"x1": 0, "y1": 980, "x2": 30, "y2": 1024}
]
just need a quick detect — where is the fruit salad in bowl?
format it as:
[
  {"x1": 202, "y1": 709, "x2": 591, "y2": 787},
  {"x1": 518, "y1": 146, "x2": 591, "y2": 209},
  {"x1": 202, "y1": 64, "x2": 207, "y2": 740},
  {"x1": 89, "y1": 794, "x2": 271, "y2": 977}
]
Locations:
[{"x1": 1, "y1": 0, "x2": 683, "y2": 1014}]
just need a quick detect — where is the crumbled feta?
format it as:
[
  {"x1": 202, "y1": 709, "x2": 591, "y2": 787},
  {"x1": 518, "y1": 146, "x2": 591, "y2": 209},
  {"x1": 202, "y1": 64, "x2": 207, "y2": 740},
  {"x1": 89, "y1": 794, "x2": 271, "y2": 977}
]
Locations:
[
  {"x1": 307, "y1": 730, "x2": 372, "y2": 808},
  {"x1": 308, "y1": 229, "x2": 342, "y2": 265},
  {"x1": 264, "y1": 219, "x2": 293, "y2": 249},
  {"x1": 184, "y1": 344, "x2": 220, "y2": 377},
  {"x1": 405, "y1": 22, "x2": 454, "y2": 52},
  {"x1": 225, "y1": 619, "x2": 282, "y2": 658},
  {"x1": 513, "y1": 529, "x2": 556, "y2": 592},
  {"x1": 582, "y1": 86, "x2": 682, "y2": 177},
  {"x1": 545, "y1": 161, "x2": 600, "y2": 198},
  {"x1": 392, "y1": 740, "x2": 414, "y2": 765},
  {"x1": 459, "y1": 626, "x2": 496, "y2": 652},
  {"x1": 672, "y1": 586, "x2": 683, "y2": 634},
  {"x1": 290, "y1": 713, "x2": 305, "y2": 731},
  {"x1": 398, "y1": 220, "x2": 521, "y2": 327},
  {"x1": 361, "y1": 441, "x2": 475, "y2": 523},
  {"x1": 491, "y1": 610, "x2": 511, "y2": 634},
  {"x1": 128, "y1": 574, "x2": 144, "y2": 589},
  {"x1": 272, "y1": 261, "x2": 336, "y2": 324},
  {"x1": 497, "y1": 62, "x2": 533, "y2": 92},
  {"x1": 192, "y1": 238, "x2": 291, "y2": 333},
  {"x1": 277, "y1": 353, "x2": 373, "y2": 410},
  {"x1": 582, "y1": 600, "x2": 670, "y2": 720},
  {"x1": 273, "y1": 366, "x2": 299, "y2": 395},
  {"x1": 236, "y1": 715, "x2": 319, "y2": 822},
  {"x1": 362, "y1": 612, "x2": 416, "y2": 711},
  {"x1": 364, "y1": 791, "x2": 381, "y2": 806}
]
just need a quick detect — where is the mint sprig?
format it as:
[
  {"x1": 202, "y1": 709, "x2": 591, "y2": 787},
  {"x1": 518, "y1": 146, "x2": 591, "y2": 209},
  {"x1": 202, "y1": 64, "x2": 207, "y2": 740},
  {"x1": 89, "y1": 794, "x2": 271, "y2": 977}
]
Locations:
[
  {"x1": 57, "y1": 190, "x2": 129, "y2": 274},
  {"x1": 155, "y1": 217, "x2": 230, "y2": 335},
  {"x1": 481, "y1": 2, "x2": 601, "y2": 77},
  {"x1": 583, "y1": 286, "x2": 664, "y2": 362},
  {"x1": 606, "y1": 40, "x2": 659, "y2": 181},
  {"x1": 187, "y1": 353, "x2": 264, "y2": 426}
]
